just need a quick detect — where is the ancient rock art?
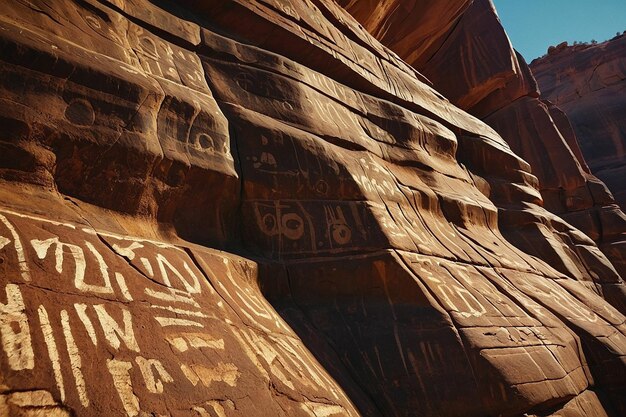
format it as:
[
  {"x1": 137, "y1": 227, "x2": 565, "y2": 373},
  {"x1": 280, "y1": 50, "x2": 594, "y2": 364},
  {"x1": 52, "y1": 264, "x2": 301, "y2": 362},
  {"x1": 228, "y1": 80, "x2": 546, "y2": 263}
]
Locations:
[
  {"x1": 0, "y1": 0, "x2": 624, "y2": 416},
  {"x1": 0, "y1": 209, "x2": 356, "y2": 416}
]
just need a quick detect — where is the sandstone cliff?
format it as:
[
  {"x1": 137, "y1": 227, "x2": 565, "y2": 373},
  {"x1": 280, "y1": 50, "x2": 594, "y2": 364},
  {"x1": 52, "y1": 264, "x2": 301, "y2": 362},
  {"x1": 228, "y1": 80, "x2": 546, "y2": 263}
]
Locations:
[
  {"x1": 0, "y1": 1, "x2": 624, "y2": 417},
  {"x1": 531, "y1": 35, "x2": 626, "y2": 213},
  {"x1": 341, "y1": 0, "x2": 626, "y2": 293}
]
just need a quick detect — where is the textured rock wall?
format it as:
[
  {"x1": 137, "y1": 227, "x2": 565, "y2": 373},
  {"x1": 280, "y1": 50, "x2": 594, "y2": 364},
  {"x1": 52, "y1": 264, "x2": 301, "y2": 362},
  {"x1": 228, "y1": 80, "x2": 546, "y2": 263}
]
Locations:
[
  {"x1": 341, "y1": 0, "x2": 626, "y2": 284},
  {"x1": 0, "y1": 0, "x2": 624, "y2": 416},
  {"x1": 531, "y1": 35, "x2": 626, "y2": 212}
]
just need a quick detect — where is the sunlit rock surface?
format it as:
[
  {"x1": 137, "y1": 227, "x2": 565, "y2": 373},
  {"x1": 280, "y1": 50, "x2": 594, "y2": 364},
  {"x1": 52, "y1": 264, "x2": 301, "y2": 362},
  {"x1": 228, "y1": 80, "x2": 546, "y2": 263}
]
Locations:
[
  {"x1": 531, "y1": 35, "x2": 626, "y2": 213},
  {"x1": 341, "y1": 0, "x2": 626, "y2": 300},
  {"x1": 0, "y1": 1, "x2": 624, "y2": 416}
]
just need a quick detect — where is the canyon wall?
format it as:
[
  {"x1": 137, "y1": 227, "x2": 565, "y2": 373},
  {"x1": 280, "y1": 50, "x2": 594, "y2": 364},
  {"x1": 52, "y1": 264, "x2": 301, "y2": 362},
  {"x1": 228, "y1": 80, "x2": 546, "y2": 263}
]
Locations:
[
  {"x1": 0, "y1": 1, "x2": 624, "y2": 416},
  {"x1": 531, "y1": 35, "x2": 626, "y2": 212},
  {"x1": 341, "y1": 0, "x2": 626, "y2": 283}
]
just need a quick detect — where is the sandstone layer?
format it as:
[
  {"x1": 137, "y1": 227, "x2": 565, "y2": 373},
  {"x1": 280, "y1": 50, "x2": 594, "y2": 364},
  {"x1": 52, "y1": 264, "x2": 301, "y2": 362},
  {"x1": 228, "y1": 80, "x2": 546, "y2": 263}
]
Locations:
[
  {"x1": 0, "y1": 1, "x2": 625, "y2": 417},
  {"x1": 341, "y1": 0, "x2": 626, "y2": 284},
  {"x1": 531, "y1": 35, "x2": 626, "y2": 212}
]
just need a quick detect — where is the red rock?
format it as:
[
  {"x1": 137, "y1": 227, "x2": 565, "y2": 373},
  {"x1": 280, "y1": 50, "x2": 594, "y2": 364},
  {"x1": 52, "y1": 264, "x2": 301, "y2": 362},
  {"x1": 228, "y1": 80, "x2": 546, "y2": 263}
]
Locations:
[
  {"x1": 0, "y1": 1, "x2": 624, "y2": 417},
  {"x1": 531, "y1": 35, "x2": 626, "y2": 212},
  {"x1": 343, "y1": 0, "x2": 626, "y2": 298}
]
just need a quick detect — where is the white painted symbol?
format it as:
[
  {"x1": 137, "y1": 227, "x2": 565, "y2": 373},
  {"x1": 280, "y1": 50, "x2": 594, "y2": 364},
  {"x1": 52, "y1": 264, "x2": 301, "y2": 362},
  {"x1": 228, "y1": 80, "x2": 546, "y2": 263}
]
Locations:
[
  {"x1": 94, "y1": 305, "x2": 140, "y2": 352},
  {"x1": 38, "y1": 305, "x2": 65, "y2": 402},
  {"x1": 0, "y1": 284, "x2": 34, "y2": 370}
]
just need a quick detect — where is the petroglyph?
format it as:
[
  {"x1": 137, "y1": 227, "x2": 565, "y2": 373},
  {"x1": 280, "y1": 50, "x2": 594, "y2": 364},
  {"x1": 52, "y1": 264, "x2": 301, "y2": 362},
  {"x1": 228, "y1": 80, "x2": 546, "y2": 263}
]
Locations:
[
  {"x1": 135, "y1": 357, "x2": 173, "y2": 394},
  {"x1": 301, "y1": 401, "x2": 346, "y2": 417},
  {"x1": 38, "y1": 305, "x2": 65, "y2": 402},
  {"x1": 155, "y1": 317, "x2": 204, "y2": 328},
  {"x1": 0, "y1": 214, "x2": 30, "y2": 281},
  {"x1": 145, "y1": 287, "x2": 201, "y2": 308},
  {"x1": 93, "y1": 305, "x2": 140, "y2": 352},
  {"x1": 61, "y1": 310, "x2": 89, "y2": 407},
  {"x1": 74, "y1": 303, "x2": 98, "y2": 346},
  {"x1": 193, "y1": 402, "x2": 227, "y2": 417},
  {"x1": 180, "y1": 362, "x2": 240, "y2": 387},
  {"x1": 165, "y1": 333, "x2": 225, "y2": 353},
  {"x1": 31, "y1": 237, "x2": 115, "y2": 295},
  {"x1": 0, "y1": 210, "x2": 356, "y2": 414},
  {"x1": 0, "y1": 284, "x2": 34, "y2": 370},
  {"x1": 155, "y1": 254, "x2": 202, "y2": 293},
  {"x1": 107, "y1": 359, "x2": 140, "y2": 417},
  {"x1": 252, "y1": 201, "x2": 309, "y2": 241},
  {"x1": 112, "y1": 242, "x2": 144, "y2": 261}
]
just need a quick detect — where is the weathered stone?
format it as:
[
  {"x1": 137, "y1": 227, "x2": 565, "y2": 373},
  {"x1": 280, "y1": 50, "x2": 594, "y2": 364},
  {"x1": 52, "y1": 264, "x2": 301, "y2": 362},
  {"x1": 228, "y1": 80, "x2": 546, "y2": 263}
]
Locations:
[
  {"x1": 531, "y1": 35, "x2": 626, "y2": 212},
  {"x1": 343, "y1": 0, "x2": 626, "y2": 307},
  {"x1": 0, "y1": 1, "x2": 624, "y2": 417}
]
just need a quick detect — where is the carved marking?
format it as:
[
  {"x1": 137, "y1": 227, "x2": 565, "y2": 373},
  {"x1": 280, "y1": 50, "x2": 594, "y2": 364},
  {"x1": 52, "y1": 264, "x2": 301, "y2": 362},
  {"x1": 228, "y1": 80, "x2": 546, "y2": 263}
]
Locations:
[
  {"x1": 84, "y1": 15, "x2": 101, "y2": 30},
  {"x1": 301, "y1": 402, "x2": 345, "y2": 417},
  {"x1": 140, "y1": 257, "x2": 154, "y2": 277},
  {"x1": 217, "y1": 258, "x2": 287, "y2": 333},
  {"x1": 31, "y1": 237, "x2": 115, "y2": 295},
  {"x1": 229, "y1": 328, "x2": 270, "y2": 381},
  {"x1": 155, "y1": 254, "x2": 201, "y2": 293},
  {"x1": 135, "y1": 357, "x2": 173, "y2": 394},
  {"x1": 85, "y1": 228, "x2": 181, "y2": 250},
  {"x1": 207, "y1": 402, "x2": 228, "y2": 417},
  {"x1": 155, "y1": 317, "x2": 204, "y2": 328},
  {"x1": 165, "y1": 333, "x2": 224, "y2": 352},
  {"x1": 8, "y1": 390, "x2": 56, "y2": 407},
  {"x1": 253, "y1": 203, "x2": 307, "y2": 241},
  {"x1": 193, "y1": 406, "x2": 211, "y2": 417},
  {"x1": 93, "y1": 305, "x2": 139, "y2": 352},
  {"x1": 107, "y1": 359, "x2": 140, "y2": 417},
  {"x1": 0, "y1": 214, "x2": 30, "y2": 280},
  {"x1": 0, "y1": 284, "x2": 34, "y2": 370},
  {"x1": 115, "y1": 272, "x2": 133, "y2": 301},
  {"x1": 325, "y1": 206, "x2": 352, "y2": 246},
  {"x1": 65, "y1": 98, "x2": 95, "y2": 126},
  {"x1": 145, "y1": 288, "x2": 200, "y2": 308},
  {"x1": 193, "y1": 404, "x2": 228, "y2": 417},
  {"x1": 180, "y1": 363, "x2": 239, "y2": 387},
  {"x1": 0, "y1": 208, "x2": 76, "y2": 229},
  {"x1": 151, "y1": 305, "x2": 208, "y2": 318},
  {"x1": 238, "y1": 328, "x2": 296, "y2": 390},
  {"x1": 422, "y1": 265, "x2": 487, "y2": 318},
  {"x1": 83, "y1": 241, "x2": 115, "y2": 294},
  {"x1": 38, "y1": 305, "x2": 65, "y2": 401},
  {"x1": 61, "y1": 310, "x2": 89, "y2": 407},
  {"x1": 112, "y1": 242, "x2": 144, "y2": 260},
  {"x1": 74, "y1": 303, "x2": 97, "y2": 346}
]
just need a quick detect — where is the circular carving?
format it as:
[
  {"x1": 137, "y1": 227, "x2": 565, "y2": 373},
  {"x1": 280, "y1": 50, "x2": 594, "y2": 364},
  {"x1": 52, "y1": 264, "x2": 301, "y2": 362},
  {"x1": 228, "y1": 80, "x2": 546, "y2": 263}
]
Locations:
[
  {"x1": 331, "y1": 224, "x2": 352, "y2": 245},
  {"x1": 281, "y1": 213, "x2": 304, "y2": 240},
  {"x1": 315, "y1": 180, "x2": 329, "y2": 195},
  {"x1": 261, "y1": 213, "x2": 278, "y2": 235},
  {"x1": 65, "y1": 98, "x2": 95, "y2": 126}
]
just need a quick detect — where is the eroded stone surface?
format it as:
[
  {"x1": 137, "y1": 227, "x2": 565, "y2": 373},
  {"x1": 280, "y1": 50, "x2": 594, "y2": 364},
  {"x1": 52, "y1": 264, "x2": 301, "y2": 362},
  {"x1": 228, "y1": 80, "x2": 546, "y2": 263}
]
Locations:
[
  {"x1": 531, "y1": 35, "x2": 626, "y2": 212},
  {"x1": 342, "y1": 0, "x2": 626, "y2": 296},
  {"x1": 0, "y1": 1, "x2": 624, "y2": 416}
]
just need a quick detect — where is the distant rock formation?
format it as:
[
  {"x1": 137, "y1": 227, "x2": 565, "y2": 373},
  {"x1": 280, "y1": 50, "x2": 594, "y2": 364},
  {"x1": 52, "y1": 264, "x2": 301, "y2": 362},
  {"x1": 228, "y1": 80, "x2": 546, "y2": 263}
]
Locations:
[
  {"x1": 0, "y1": 1, "x2": 624, "y2": 416},
  {"x1": 532, "y1": 34, "x2": 626, "y2": 213}
]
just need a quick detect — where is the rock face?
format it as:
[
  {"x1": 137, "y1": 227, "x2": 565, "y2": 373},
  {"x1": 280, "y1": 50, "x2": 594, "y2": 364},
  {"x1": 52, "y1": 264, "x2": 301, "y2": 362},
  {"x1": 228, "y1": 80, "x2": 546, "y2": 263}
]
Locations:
[
  {"x1": 342, "y1": 0, "x2": 626, "y2": 288},
  {"x1": 0, "y1": 1, "x2": 625, "y2": 417},
  {"x1": 531, "y1": 35, "x2": 626, "y2": 212}
]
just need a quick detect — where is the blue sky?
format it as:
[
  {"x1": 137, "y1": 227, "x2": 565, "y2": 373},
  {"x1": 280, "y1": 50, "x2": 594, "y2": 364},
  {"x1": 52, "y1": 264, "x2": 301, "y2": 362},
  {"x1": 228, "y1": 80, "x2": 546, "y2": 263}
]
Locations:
[{"x1": 492, "y1": 0, "x2": 626, "y2": 61}]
